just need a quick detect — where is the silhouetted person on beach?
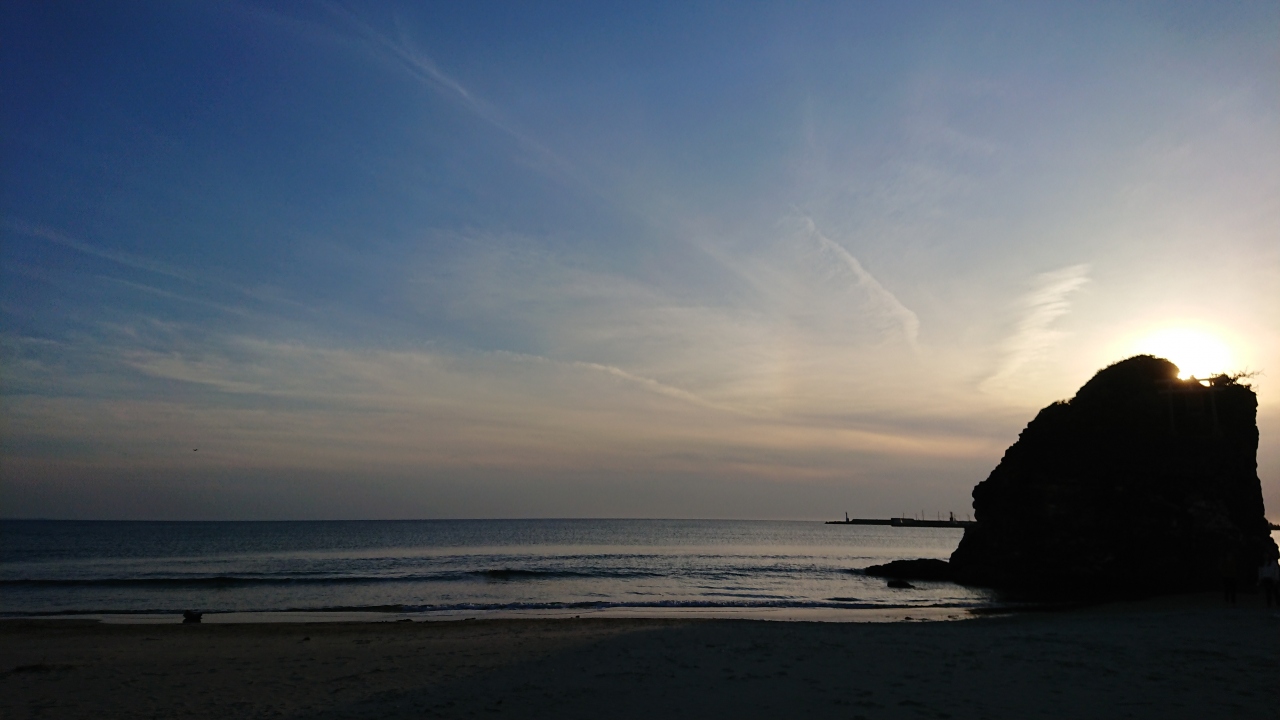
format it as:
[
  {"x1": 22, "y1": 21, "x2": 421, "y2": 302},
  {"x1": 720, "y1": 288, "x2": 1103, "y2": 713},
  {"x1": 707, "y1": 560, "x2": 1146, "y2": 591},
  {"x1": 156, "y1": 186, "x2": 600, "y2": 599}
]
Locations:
[
  {"x1": 1219, "y1": 552, "x2": 1237, "y2": 604},
  {"x1": 1258, "y1": 553, "x2": 1280, "y2": 608}
]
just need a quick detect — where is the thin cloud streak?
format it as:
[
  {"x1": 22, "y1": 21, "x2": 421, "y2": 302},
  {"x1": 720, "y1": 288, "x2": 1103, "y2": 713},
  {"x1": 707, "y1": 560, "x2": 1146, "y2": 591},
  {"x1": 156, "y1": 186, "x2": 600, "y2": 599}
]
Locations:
[
  {"x1": 691, "y1": 217, "x2": 920, "y2": 352},
  {"x1": 326, "y1": 3, "x2": 579, "y2": 182},
  {"x1": 568, "y1": 360, "x2": 747, "y2": 416},
  {"x1": 801, "y1": 217, "x2": 921, "y2": 347},
  {"x1": 11, "y1": 222, "x2": 198, "y2": 285},
  {"x1": 10, "y1": 222, "x2": 311, "y2": 314},
  {"x1": 100, "y1": 277, "x2": 254, "y2": 318},
  {"x1": 981, "y1": 264, "x2": 1091, "y2": 393}
]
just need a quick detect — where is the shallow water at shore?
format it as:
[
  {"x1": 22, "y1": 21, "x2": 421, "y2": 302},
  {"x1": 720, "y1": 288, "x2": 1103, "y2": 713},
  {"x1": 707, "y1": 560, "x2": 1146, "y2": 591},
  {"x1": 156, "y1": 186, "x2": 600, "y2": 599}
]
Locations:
[{"x1": 1, "y1": 519, "x2": 994, "y2": 619}]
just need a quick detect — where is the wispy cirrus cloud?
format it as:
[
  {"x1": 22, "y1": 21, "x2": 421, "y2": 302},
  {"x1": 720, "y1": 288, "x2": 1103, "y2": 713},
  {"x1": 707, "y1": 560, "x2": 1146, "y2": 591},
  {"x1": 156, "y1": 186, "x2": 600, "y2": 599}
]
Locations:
[
  {"x1": 4, "y1": 328, "x2": 999, "y2": 477},
  {"x1": 980, "y1": 264, "x2": 1091, "y2": 393},
  {"x1": 8, "y1": 222, "x2": 197, "y2": 284},
  {"x1": 8, "y1": 222, "x2": 312, "y2": 316}
]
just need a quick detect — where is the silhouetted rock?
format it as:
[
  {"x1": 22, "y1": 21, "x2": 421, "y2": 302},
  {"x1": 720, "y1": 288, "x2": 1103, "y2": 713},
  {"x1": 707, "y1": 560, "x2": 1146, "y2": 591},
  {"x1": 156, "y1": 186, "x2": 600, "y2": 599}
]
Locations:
[
  {"x1": 950, "y1": 355, "x2": 1277, "y2": 596},
  {"x1": 864, "y1": 558, "x2": 954, "y2": 581},
  {"x1": 182, "y1": 610, "x2": 202, "y2": 623},
  {"x1": 885, "y1": 579, "x2": 915, "y2": 589}
]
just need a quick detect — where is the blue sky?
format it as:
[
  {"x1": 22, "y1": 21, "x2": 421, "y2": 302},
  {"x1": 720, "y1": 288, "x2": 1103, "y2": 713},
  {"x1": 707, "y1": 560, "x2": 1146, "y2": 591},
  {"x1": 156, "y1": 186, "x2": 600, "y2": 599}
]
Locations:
[{"x1": 3, "y1": 1, "x2": 1278, "y2": 520}]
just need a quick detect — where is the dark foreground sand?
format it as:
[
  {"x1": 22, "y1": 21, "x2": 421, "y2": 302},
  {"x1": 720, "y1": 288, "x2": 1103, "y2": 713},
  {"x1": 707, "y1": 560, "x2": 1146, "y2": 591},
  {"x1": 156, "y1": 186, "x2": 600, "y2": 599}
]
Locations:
[{"x1": 3, "y1": 595, "x2": 1277, "y2": 719}]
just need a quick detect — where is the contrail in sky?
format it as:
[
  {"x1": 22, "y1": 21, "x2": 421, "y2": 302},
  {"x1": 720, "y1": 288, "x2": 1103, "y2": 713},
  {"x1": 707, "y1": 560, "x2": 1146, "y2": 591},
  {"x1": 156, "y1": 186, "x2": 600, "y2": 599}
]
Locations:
[
  {"x1": 493, "y1": 351, "x2": 740, "y2": 414},
  {"x1": 327, "y1": 3, "x2": 578, "y2": 181},
  {"x1": 571, "y1": 360, "x2": 745, "y2": 415},
  {"x1": 802, "y1": 218, "x2": 921, "y2": 347}
]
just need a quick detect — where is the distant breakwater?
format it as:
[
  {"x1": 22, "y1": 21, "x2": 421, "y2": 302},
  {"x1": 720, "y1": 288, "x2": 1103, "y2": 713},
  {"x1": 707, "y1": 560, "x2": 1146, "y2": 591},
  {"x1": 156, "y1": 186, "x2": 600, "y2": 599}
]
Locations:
[{"x1": 826, "y1": 517, "x2": 975, "y2": 528}]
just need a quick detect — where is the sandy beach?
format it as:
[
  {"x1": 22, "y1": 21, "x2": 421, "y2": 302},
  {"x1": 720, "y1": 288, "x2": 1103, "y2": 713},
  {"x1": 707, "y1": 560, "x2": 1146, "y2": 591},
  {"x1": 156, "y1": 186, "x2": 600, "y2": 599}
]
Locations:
[{"x1": 3, "y1": 594, "x2": 1277, "y2": 719}]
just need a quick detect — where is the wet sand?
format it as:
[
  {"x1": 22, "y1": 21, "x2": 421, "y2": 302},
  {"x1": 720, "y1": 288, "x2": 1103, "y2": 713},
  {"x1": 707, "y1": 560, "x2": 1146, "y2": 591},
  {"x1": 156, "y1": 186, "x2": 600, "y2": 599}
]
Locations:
[{"x1": 3, "y1": 594, "x2": 1277, "y2": 719}]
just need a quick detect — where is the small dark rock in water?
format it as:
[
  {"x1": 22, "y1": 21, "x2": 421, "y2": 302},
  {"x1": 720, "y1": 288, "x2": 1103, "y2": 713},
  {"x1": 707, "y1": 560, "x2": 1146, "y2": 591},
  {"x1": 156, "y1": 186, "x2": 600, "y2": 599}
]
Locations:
[
  {"x1": 886, "y1": 579, "x2": 915, "y2": 589},
  {"x1": 949, "y1": 355, "x2": 1278, "y2": 596},
  {"x1": 182, "y1": 611, "x2": 202, "y2": 624},
  {"x1": 864, "y1": 558, "x2": 953, "y2": 581}
]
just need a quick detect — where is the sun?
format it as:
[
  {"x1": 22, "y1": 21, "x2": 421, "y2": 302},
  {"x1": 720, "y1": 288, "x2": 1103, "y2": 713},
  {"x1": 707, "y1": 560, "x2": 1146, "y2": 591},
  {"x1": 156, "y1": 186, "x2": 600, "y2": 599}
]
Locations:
[{"x1": 1130, "y1": 327, "x2": 1236, "y2": 380}]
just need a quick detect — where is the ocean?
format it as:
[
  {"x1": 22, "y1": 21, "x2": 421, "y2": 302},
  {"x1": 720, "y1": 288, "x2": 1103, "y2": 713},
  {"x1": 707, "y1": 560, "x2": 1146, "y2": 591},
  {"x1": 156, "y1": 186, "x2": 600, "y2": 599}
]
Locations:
[{"x1": 0, "y1": 519, "x2": 994, "y2": 621}]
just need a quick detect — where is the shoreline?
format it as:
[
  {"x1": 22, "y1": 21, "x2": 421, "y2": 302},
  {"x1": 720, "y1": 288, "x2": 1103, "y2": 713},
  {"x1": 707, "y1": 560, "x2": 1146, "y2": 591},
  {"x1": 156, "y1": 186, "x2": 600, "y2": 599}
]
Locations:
[
  {"x1": 4, "y1": 603, "x2": 982, "y2": 625},
  {"x1": 4, "y1": 592, "x2": 1277, "y2": 719},
  {"x1": 16, "y1": 584, "x2": 1269, "y2": 626}
]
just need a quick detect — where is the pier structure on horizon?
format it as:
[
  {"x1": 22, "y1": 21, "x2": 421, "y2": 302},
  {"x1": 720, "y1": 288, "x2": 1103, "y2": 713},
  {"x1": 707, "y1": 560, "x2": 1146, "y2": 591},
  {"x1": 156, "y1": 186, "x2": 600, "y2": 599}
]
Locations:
[{"x1": 826, "y1": 511, "x2": 975, "y2": 528}]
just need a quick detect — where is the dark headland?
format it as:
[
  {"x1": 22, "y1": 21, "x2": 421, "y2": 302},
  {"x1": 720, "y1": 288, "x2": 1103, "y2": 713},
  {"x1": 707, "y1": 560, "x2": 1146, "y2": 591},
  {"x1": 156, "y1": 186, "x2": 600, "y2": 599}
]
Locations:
[{"x1": 869, "y1": 355, "x2": 1279, "y2": 597}]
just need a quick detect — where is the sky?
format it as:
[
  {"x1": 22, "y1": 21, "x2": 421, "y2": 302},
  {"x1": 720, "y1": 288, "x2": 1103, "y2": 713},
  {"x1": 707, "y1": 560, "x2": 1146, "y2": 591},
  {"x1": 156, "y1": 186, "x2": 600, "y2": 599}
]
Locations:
[{"x1": 3, "y1": 1, "x2": 1278, "y2": 521}]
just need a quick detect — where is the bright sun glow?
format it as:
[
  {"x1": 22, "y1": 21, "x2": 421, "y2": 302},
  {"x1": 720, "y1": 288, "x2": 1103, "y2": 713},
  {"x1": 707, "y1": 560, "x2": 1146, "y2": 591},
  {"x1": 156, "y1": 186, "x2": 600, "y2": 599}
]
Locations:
[{"x1": 1132, "y1": 328, "x2": 1236, "y2": 380}]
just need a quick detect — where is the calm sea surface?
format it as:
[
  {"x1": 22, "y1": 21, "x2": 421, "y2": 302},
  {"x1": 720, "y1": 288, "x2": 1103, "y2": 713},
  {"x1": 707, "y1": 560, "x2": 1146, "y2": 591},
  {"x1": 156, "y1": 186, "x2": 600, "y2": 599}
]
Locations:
[{"x1": 0, "y1": 520, "x2": 994, "y2": 619}]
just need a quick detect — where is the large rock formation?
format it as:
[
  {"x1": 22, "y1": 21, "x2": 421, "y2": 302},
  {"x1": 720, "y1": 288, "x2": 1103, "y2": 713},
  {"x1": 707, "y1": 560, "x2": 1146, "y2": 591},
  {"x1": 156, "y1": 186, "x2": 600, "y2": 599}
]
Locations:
[{"x1": 950, "y1": 355, "x2": 1276, "y2": 596}]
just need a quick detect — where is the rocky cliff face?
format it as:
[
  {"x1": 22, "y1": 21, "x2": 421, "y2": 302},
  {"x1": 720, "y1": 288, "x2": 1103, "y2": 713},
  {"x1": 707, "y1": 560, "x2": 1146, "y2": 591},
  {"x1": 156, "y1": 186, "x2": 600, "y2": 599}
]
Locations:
[{"x1": 950, "y1": 355, "x2": 1276, "y2": 595}]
